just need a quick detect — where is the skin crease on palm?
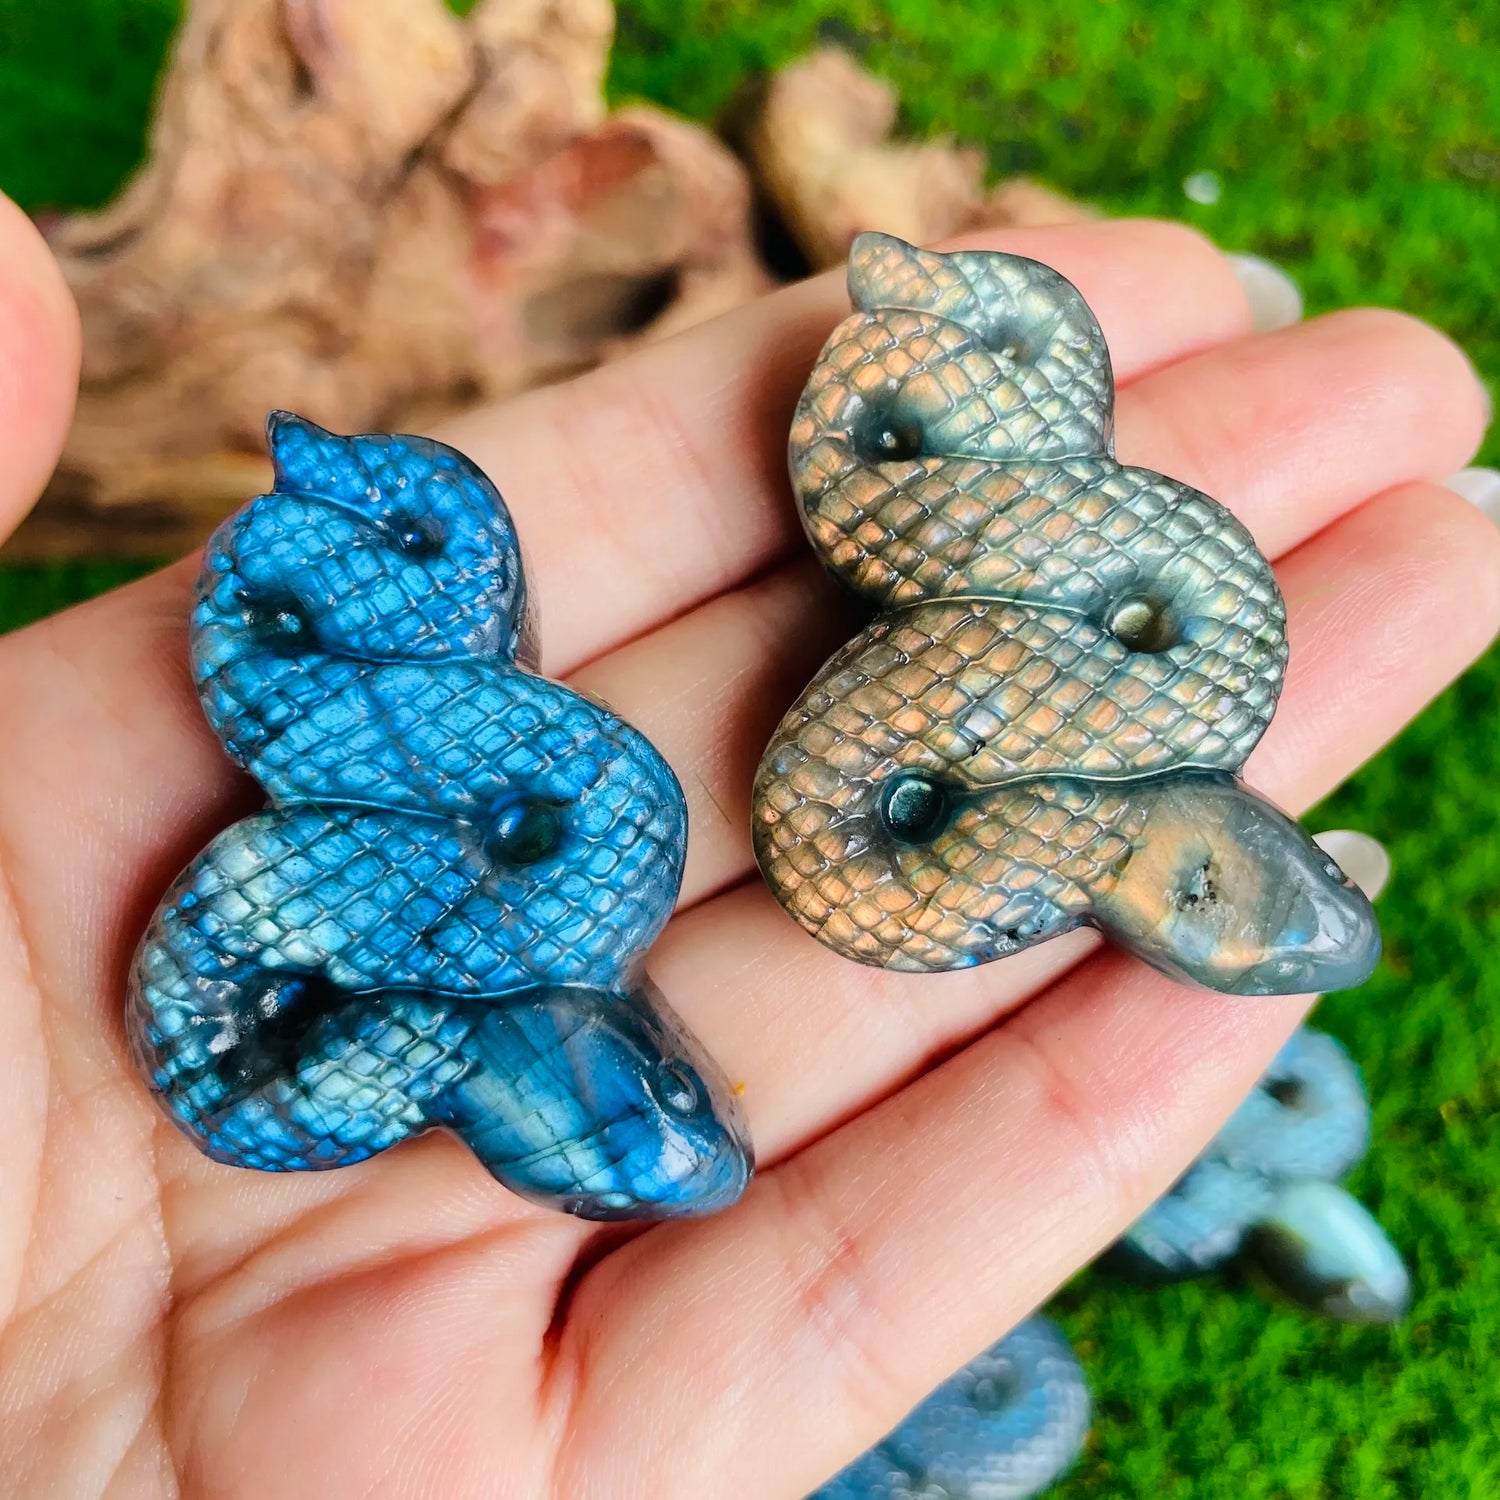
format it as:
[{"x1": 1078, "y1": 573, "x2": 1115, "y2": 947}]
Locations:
[{"x1": 0, "y1": 185, "x2": 1495, "y2": 1500}]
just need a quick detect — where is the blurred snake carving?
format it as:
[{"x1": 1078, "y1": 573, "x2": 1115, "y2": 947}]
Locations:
[
  {"x1": 1114, "y1": 1026, "x2": 1411, "y2": 1322},
  {"x1": 754, "y1": 233, "x2": 1381, "y2": 992},
  {"x1": 129, "y1": 414, "x2": 751, "y2": 1219}
]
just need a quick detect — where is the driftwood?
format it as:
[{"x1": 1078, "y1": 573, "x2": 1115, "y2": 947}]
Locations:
[
  {"x1": 735, "y1": 48, "x2": 987, "y2": 271},
  {"x1": 736, "y1": 49, "x2": 1095, "y2": 273},
  {"x1": 14, "y1": 16, "x2": 1090, "y2": 560},
  {"x1": 16, "y1": 0, "x2": 765, "y2": 559}
]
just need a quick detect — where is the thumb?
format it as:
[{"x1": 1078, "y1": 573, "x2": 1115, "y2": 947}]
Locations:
[{"x1": 0, "y1": 191, "x2": 79, "y2": 552}]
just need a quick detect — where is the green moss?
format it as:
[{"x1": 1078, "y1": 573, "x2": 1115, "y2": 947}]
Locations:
[
  {"x1": 1, "y1": 2, "x2": 1497, "y2": 1494},
  {"x1": 0, "y1": 0, "x2": 178, "y2": 211},
  {"x1": 0, "y1": 561, "x2": 148, "y2": 633}
]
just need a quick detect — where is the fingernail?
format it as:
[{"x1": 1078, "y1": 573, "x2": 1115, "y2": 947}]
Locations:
[
  {"x1": 1444, "y1": 467, "x2": 1500, "y2": 526},
  {"x1": 1227, "y1": 252, "x2": 1303, "y2": 333},
  {"x1": 1313, "y1": 829, "x2": 1391, "y2": 901}
]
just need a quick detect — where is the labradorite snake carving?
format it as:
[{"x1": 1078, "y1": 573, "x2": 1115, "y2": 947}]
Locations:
[
  {"x1": 754, "y1": 232, "x2": 1380, "y2": 992},
  {"x1": 1114, "y1": 1026, "x2": 1410, "y2": 1323},
  {"x1": 810, "y1": 1315, "x2": 1091, "y2": 1500},
  {"x1": 128, "y1": 414, "x2": 751, "y2": 1219}
]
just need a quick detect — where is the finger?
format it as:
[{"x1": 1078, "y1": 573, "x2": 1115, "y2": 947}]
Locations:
[
  {"x1": 4, "y1": 294, "x2": 1480, "y2": 1050},
  {"x1": 551, "y1": 480, "x2": 1500, "y2": 1497},
  {"x1": 0, "y1": 286, "x2": 1482, "y2": 1062},
  {"x1": 572, "y1": 559, "x2": 847, "y2": 903},
  {"x1": 1114, "y1": 306, "x2": 1489, "y2": 557},
  {"x1": 569, "y1": 957, "x2": 1312, "y2": 1500},
  {"x1": 437, "y1": 217, "x2": 1251, "y2": 672},
  {"x1": 171, "y1": 448, "x2": 1484, "y2": 1293},
  {"x1": 0, "y1": 191, "x2": 79, "y2": 546},
  {"x1": 579, "y1": 307, "x2": 1489, "y2": 905}
]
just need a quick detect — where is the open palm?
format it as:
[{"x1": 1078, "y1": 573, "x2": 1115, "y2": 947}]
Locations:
[{"x1": 0, "y1": 194, "x2": 1494, "y2": 1499}]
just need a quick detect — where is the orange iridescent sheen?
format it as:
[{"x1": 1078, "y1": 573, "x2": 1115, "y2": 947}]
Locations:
[{"x1": 753, "y1": 233, "x2": 1379, "y2": 994}]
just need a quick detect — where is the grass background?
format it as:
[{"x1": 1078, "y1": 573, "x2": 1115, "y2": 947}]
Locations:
[{"x1": 1, "y1": 1, "x2": 1496, "y2": 1494}]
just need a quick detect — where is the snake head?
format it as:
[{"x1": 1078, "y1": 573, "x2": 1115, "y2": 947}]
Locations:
[
  {"x1": 1248, "y1": 1179, "x2": 1412, "y2": 1323},
  {"x1": 1091, "y1": 774, "x2": 1381, "y2": 995},
  {"x1": 194, "y1": 413, "x2": 535, "y2": 677},
  {"x1": 447, "y1": 985, "x2": 753, "y2": 1221}
]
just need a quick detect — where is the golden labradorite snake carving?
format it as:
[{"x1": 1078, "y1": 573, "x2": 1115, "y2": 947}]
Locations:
[{"x1": 753, "y1": 232, "x2": 1380, "y2": 994}]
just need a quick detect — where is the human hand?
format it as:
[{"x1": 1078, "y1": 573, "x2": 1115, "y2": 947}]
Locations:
[{"x1": 0, "y1": 192, "x2": 1493, "y2": 1497}]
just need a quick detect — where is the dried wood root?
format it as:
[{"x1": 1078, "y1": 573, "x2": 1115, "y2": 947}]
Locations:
[
  {"x1": 738, "y1": 48, "x2": 1095, "y2": 273},
  {"x1": 12, "y1": 20, "x2": 1091, "y2": 560},
  {"x1": 17, "y1": 0, "x2": 764, "y2": 559}
]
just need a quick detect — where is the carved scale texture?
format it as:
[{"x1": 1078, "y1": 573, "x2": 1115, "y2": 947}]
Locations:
[
  {"x1": 128, "y1": 414, "x2": 750, "y2": 1220},
  {"x1": 754, "y1": 233, "x2": 1380, "y2": 988}
]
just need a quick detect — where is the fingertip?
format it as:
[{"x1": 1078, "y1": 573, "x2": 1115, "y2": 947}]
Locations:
[
  {"x1": 0, "y1": 191, "x2": 80, "y2": 543},
  {"x1": 1445, "y1": 466, "x2": 1500, "y2": 526},
  {"x1": 1226, "y1": 252, "x2": 1304, "y2": 333}
]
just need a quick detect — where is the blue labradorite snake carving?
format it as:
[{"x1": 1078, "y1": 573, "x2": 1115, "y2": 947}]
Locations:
[
  {"x1": 809, "y1": 1316, "x2": 1090, "y2": 1500},
  {"x1": 128, "y1": 413, "x2": 751, "y2": 1219},
  {"x1": 754, "y1": 232, "x2": 1380, "y2": 992},
  {"x1": 1113, "y1": 1026, "x2": 1410, "y2": 1322}
]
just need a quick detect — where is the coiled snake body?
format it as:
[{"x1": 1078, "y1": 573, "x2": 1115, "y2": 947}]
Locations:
[
  {"x1": 129, "y1": 414, "x2": 751, "y2": 1219},
  {"x1": 755, "y1": 233, "x2": 1380, "y2": 993},
  {"x1": 810, "y1": 1315, "x2": 1090, "y2": 1500},
  {"x1": 1115, "y1": 1026, "x2": 1410, "y2": 1322}
]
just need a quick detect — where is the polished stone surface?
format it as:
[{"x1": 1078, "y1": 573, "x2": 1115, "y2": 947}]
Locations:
[
  {"x1": 1112, "y1": 1027, "x2": 1409, "y2": 1322},
  {"x1": 128, "y1": 413, "x2": 751, "y2": 1219},
  {"x1": 753, "y1": 232, "x2": 1379, "y2": 993},
  {"x1": 1251, "y1": 1179, "x2": 1412, "y2": 1323}
]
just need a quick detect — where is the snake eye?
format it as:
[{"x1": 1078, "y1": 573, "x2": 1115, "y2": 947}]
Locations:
[
  {"x1": 242, "y1": 591, "x2": 312, "y2": 644},
  {"x1": 489, "y1": 799, "x2": 563, "y2": 864},
  {"x1": 390, "y1": 513, "x2": 445, "y2": 557},
  {"x1": 1266, "y1": 1077, "x2": 1307, "y2": 1109},
  {"x1": 653, "y1": 1061, "x2": 701, "y2": 1117},
  {"x1": 881, "y1": 773, "x2": 951, "y2": 845},
  {"x1": 1107, "y1": 593, "x2": 1181, "y2": 654},
  {"x1": 853, "y1": 398, "x2": 923, "y2": 464}
]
